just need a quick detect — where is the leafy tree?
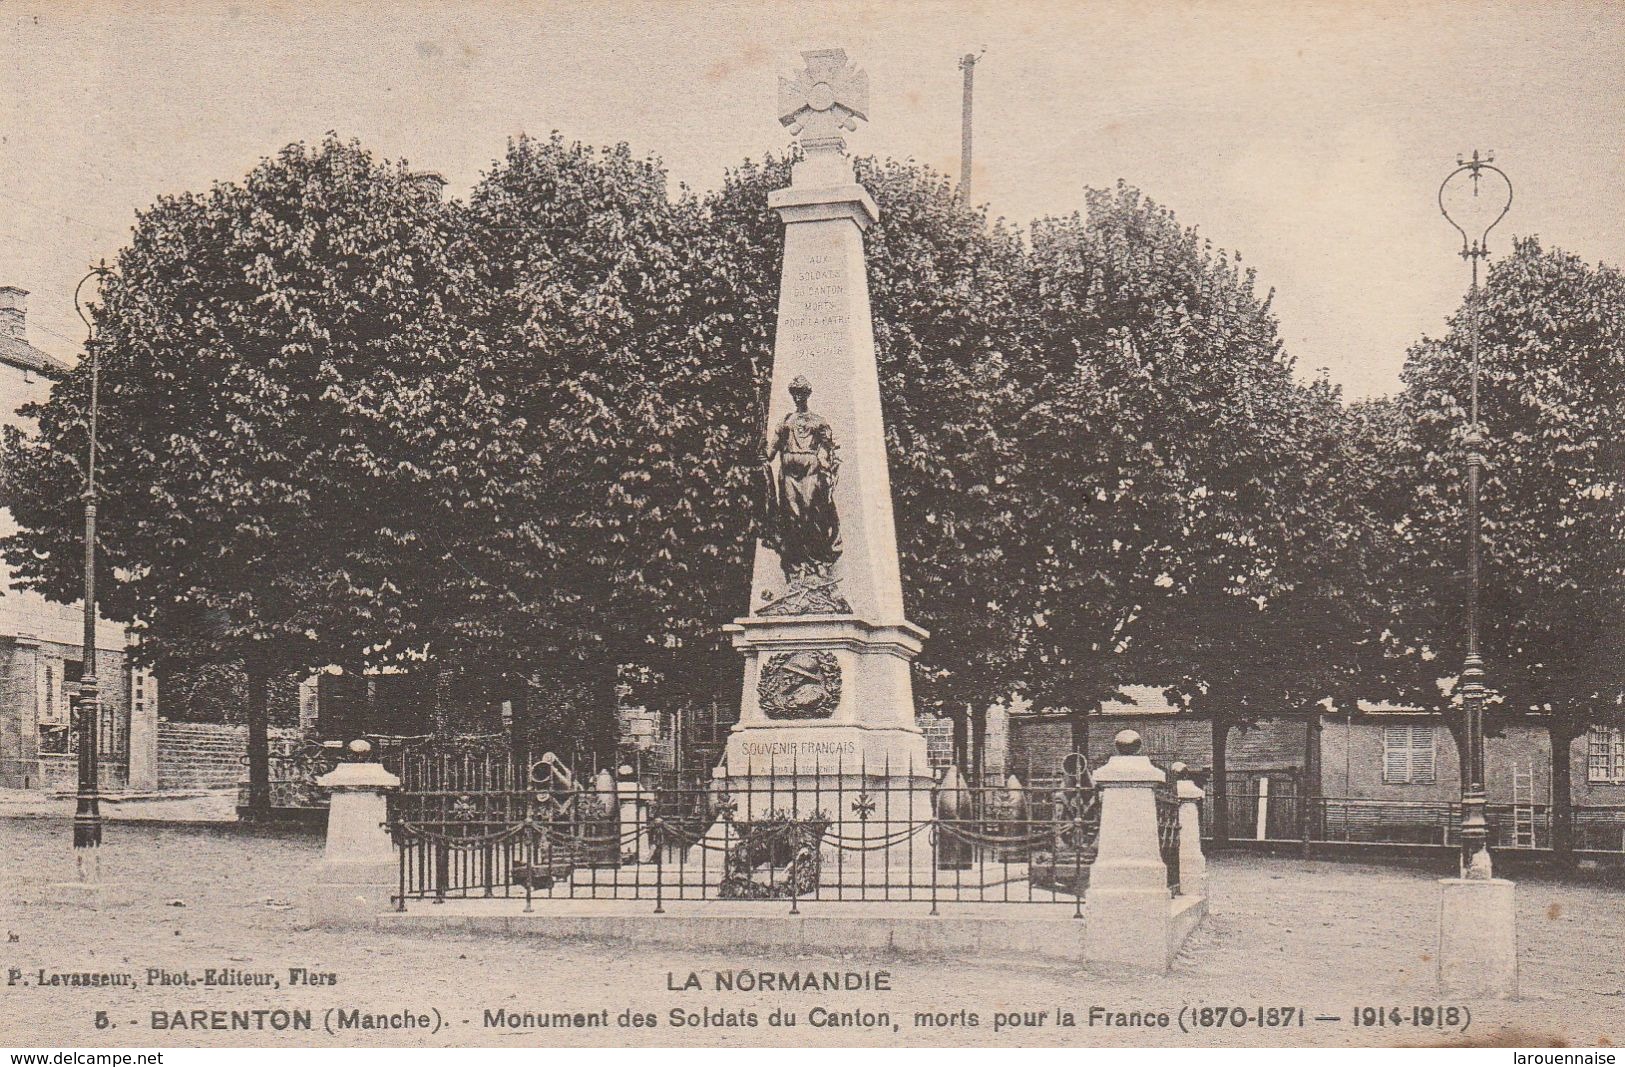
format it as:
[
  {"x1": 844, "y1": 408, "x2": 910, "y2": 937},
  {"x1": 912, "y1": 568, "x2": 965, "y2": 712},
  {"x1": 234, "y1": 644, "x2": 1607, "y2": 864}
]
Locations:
[
  {"x1": 1157, "y1": 379, "x2": 1402, "y2": 841},
  {"x1": 429, "y1": 134, "x2": 753, "y2": 757},
  {"x1": 1, "y1": 135, "x2": 479, "y2": 812},
  {"x1": 457, "y1": 145, "x2": 1038, "y2": 760},
  {"x1": 4, "y1": 132, "x2": 1405, "y2": 813},
  {"x1": 969, "y1": 185, "x2": 1385, "y2": 834},
  {"x1": 855, "y1": 158, "x2": 1039, "y2": 758},
  {"x1": 1392, "y1": 238, "x2": 1625, "y2": 854}
]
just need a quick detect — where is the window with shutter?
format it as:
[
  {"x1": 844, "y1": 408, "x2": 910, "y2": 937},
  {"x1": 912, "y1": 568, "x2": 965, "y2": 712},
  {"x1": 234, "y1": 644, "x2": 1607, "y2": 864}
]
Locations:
[
  {"x1": 1409, "y1": 726, "x2": 1436, "y2": 783},
  {"x1": 1383, "y1": 726, "x2": 1411, "y2": 783},
  {"x1": 1384, "y1": 724, "x2": 1436, "y2": 784}
]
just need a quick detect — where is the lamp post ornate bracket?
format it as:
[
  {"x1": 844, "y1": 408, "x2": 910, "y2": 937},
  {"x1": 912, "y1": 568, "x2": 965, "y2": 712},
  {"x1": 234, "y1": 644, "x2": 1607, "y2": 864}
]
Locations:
[{"x1": 1437, "y1": 151, "x2": 1512, "y2": 881}]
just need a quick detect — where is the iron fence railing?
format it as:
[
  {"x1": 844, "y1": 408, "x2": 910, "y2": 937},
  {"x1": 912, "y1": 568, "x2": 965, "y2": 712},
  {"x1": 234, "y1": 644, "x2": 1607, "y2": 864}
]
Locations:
[
  {"x1": 1201, "y1": 792, "x2": 1625, "y2": 852},
  {"x1": 239, "y1": 732, "x2": 507, "y2": 810},
  {"x1": 385, "y1": 758, "x2": 1145, "y2": 913},
  {"x1": 1155, "y1": 788, "x2": 1181, "y2": 893}
]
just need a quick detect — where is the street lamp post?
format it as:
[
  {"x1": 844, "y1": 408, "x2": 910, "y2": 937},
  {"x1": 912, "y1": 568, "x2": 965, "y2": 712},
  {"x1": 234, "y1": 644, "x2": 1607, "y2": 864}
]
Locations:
[
  {"x1": 71, "y1": 263, "x2": 113, "y2": 869},
  {"x1": 1437, "y1": 151, "x2": 1512, "y2": 880}
]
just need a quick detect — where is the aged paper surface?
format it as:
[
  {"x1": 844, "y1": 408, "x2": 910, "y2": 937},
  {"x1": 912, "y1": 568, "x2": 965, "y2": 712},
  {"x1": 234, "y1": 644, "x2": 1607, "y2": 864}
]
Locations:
[{"x1": 1, "y1": 0, "x2": 1621, "y2": 1052}]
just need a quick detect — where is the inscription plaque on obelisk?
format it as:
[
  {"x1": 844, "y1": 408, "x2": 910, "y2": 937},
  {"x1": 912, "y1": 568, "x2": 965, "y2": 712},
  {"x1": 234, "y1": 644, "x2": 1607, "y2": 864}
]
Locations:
[{"x1": 720, "y1": 48, "x2": 930, "y2": 786}]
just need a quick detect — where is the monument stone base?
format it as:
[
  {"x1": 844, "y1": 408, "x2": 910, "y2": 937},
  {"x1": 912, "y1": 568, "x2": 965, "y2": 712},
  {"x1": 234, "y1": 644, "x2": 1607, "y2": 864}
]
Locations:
[
  {"x1": 723, "y1": 615, "x2": 928, "y2": 756},
  {"x1": 721, "y1": 726, "x2": 933, "y2": 781},
  {"x1": 1436, "y1": 877, "x2": 1518, "y2": 998},
  {"x1": 304, "y1": 861, "x2": 397, "y2": 929},
  {"x1": 303, "y1": 757, "x2": 400, "y2": 929},
  {"x1": 699, "y1": 609, "x2": 938, "y2": 885}
]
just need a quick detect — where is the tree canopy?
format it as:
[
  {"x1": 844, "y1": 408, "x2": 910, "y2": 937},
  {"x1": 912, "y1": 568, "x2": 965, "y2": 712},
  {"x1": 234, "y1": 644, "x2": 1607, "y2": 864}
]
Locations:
[
  {"x1": 1, "y1": 135, "x2": 475, "y2": 686},
  {"x1": 9, "y1": 131, "x2": 1612, "y2": 817},
  {"x1": 1383, "y1": 237, "x2": 1625, "y2": 848}
]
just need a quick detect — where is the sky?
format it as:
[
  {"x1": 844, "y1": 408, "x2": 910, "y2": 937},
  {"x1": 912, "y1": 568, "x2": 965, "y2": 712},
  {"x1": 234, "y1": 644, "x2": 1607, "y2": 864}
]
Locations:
[{"x1": 2, "y1": 0, "x2": 1622, "y2": 398}]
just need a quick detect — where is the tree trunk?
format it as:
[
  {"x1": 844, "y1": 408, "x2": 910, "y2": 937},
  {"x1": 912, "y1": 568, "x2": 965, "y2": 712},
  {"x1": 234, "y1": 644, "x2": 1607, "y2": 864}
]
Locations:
[
  {"x1": 951, "y1": 705, "x2": 970, "y2": 771},
  {"x1": 318, "y1": 662, "x2": 367, "y2": 741},
  {"x1": 1549, "y1": 718, "x2": 1576, "y2": 859},
  {"x1": 1069, "y1": 712, "x2": 1089, "y2": 766},
  {"x1": 1301, "y1": 714, "x2": 1319, "y2": 858},
  {"x1": 588, "y1": 649, "x2": 622, "y2": 770},
  {"x1": 970, "y1": 703, "x2": 987, "y2": 785},
  {"x1": 1211, "y1": 717, "x2": 1231, "y2": 848},
  {"x1": 431, "y1": 667, "x2": 453, "y2": 736},
  {"x1": 243, "y1": 658, "x2": 272, "y2": 821},
  {"x1": 508, "y1": 674, "x2": 531, "y2": 788}
]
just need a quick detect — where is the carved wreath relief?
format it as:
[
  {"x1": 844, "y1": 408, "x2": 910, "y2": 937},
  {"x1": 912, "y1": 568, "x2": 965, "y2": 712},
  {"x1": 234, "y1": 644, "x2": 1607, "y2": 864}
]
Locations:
[{"x1": 757, "y1": 650, "x2": 842, "y2": 720}]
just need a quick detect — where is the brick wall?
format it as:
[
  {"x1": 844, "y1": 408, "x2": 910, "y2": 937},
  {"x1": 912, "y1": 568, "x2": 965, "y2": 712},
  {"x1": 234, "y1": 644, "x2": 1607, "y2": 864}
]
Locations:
[
  {"x1": 914, "y1": 712, "x2": 954, "y2": 771},
  {"x1": 1008, "y1": 717, "x2": 1074, "y2": 781},
  {"x1": 1009, "y1": 714, "x2": 1311, "y2": 781},
  {"x1": 32, "y1": 755, "x2": 128, "y2": 792},
  {"x1": 157, "y1": 721, "x2": 299, "y2": 791}
]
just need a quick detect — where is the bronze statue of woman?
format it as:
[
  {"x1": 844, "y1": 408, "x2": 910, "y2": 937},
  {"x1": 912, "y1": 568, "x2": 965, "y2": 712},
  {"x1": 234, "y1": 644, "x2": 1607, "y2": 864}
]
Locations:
[{"x1": 761, "y1": 375, "x2": 843, "y2": 583}]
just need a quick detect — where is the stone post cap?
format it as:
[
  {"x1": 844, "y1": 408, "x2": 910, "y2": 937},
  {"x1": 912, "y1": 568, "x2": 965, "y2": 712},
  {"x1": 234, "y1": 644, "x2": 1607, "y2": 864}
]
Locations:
[
  {"x1": 615, "y1": 764, "x2": 651, "y2": 799},
  {"x1": 1176, "y1": 778, "x2": 1206, "y2": 801},
  {"x1": 316, "y1": 762, "x2": 401, "y2": 791},
  {"x1": 1092, "y1": 752, "x2": 1166, "y2": 785}
]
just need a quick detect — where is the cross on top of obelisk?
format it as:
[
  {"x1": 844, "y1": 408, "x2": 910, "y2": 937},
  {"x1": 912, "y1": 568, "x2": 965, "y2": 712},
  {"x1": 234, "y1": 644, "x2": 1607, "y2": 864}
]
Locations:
[{"x1": 778, "y1": 48, "x2": 869, "y2": 152}]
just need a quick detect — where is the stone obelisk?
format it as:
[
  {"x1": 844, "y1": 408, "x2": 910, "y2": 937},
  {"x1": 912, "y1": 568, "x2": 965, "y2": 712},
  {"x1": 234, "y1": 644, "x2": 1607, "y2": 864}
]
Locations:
[{"x1": 720, "y1": 48, "x2": 931, "y2": 793}]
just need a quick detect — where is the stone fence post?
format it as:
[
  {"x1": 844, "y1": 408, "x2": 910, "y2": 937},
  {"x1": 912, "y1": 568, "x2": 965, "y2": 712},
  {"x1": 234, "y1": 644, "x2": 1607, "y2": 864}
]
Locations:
[
  {"x1": 617, "y1": 764, "x2": 654, "y2": 863},
  {"x1": 305, "y1": 740, "x2": 399, "y2": 928},
  {"x1": 125, "y1": 668, "x2": 160, "y2": 792},
  {"x1": 1174, "y1": 773, "x2": 1208, "y2": 898},
  {"x1": 1083, "y1": 730, "x2": 1171, "y2": 973}
]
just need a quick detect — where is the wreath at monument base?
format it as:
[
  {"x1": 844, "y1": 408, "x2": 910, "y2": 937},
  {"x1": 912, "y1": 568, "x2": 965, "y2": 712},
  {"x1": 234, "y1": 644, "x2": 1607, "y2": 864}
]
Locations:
[
  {"x1": 511, "y1": 846, "x2": 581, "y2": 890},
  {"x1": 717, "y1": 810, "x2": 831, "y2": 899}
]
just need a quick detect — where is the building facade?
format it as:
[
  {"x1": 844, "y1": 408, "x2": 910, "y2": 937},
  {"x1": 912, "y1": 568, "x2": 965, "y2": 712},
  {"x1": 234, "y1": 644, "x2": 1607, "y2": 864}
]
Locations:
[
  {"x1": 1002, "y1": 683, "x2": 1624, "y2": 850},
  {"x1": 1008, "y1": 685, "x2": 1312, "y2": 786},
  {"x1": 1319, "y1": 708, "x2": 1625, "y2": 850},
  {"x1": 0, "y1": 285, "x2": 157, "y2": 791}
]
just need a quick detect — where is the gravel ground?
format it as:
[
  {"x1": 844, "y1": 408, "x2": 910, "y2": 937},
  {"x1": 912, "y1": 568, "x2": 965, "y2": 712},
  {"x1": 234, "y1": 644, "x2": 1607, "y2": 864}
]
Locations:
[{"x1": 0, "y1": 818, "x2": 1619, "y2": 1049}]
